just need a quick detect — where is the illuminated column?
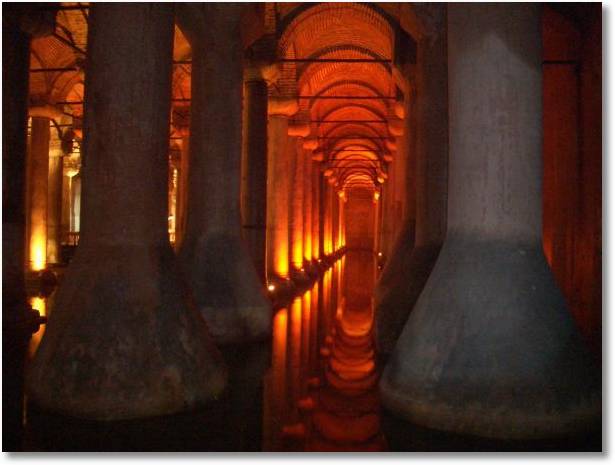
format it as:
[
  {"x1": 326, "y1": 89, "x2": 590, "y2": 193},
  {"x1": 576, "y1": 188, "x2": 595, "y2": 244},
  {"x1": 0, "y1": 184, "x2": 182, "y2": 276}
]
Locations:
[
  {"x1": 302, "y1": 142, "x2": 315, "y2": 265},
  {"x1": 375, "y1": 92, "x2": 420, "y2": 354},
  {"x1": 46, "y1": 132, "x2": 65, "y2": 264},
  {"x1": 178, "y1": 3, "x2": 271, "y2": 344},
  {"x1": 311, "y1": 154, "x2": 321, "y2": 262},
  {"x1": 266, "y1": 97, "x2": 298, "y2": 286},
  {"x1": 174, "y1": 134, "x2": 190, "y2": 250},
  {"x1": 322, "y1": 182, "x2": 331, "y2": 256},
  {"x1": 331, "y1": 186, "x2": 339, "y2": 252},
  {"x1": 338, "y1": 193, "x2": 345, "y2": 248},
  {"x1": 26, "y1": 117, "x2": 50, "y2": 271},
  {"x1": 28, "y1": 3, "x2": 226, "y2": 420},
  {"x1": 241, "y1": 67, "x2": 268, "y2": 284},
  {"x1": 381, "y1": 3, "x2": 600, "y2": 439},
  {"x1": 289, "y1": 136, "x2": 304, "y2": 272}
]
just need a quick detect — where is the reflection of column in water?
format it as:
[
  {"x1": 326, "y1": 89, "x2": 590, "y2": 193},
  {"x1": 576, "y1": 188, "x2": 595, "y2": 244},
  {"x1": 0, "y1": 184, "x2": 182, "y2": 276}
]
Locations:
[
  {"x1": 270, "y1": 308, "x2": 288, "y2": 448},
  {"x1": 288, "y1": 297, "x2": 302, "y2": 422},
  {"x1": 28, "y1": 297, "x2": 46, "y2": 357},
  {"x1": 320, "y1": 269, "x2": 332, "y2": 345},
  {"x1": 301, "y1": 291, "x2": 311, "y2": 397},
  {"x1": 336, "y1": 258, "x2": 344, "y2": 319},
  {"x1": 309, "y1": 282, "x2": 320, "y2": 374},
  {"x1": 330, "y1": 264, "x2": 338, "y2": 328}
]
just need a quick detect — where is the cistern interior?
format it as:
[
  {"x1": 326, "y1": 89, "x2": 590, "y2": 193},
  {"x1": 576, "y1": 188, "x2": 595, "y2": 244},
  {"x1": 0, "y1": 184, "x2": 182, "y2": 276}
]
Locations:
[{"x1": 3, "y1": 2, "x2": 602, "y2": 452}]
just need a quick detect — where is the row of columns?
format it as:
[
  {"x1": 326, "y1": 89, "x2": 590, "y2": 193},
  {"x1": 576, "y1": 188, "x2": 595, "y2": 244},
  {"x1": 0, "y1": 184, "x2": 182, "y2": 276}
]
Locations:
[
  {"x1": 23, "y1": 3, "x2": 346, "y2": 421},
  {"x1": 263, "y1": 97, "x2": 346, "y2": 296}
]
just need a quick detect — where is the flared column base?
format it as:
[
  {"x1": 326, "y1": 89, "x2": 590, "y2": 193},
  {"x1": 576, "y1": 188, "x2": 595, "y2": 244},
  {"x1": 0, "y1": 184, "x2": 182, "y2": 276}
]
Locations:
[
  {"x1": 380, "y1": 233, "x2": 601, "y2": 439},
  {"x1": 27, "y1": 243, "x2": 227, "y2": 420}
]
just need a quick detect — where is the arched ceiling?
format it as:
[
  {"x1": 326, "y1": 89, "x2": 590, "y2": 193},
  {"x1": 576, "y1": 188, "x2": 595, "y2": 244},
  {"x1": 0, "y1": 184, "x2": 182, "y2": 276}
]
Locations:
[{"x1": 277, "y1": 2, "x2": 403, "y2": 194}]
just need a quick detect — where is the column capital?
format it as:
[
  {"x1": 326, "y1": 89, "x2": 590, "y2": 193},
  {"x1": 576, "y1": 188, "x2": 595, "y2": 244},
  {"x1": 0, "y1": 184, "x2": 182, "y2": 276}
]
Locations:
[
  {"x1": 388, "y1": 116, "x2": 404, "y2": 136},
  {"x1": 268, "y1": 96, "x2": 299, "y2": 117},
  {"x1": 303, "y1": 138, "x2": 319, "y2": 151},
  {"x1": 28, "y1": 104, "x2": 63, "y2": 120}
]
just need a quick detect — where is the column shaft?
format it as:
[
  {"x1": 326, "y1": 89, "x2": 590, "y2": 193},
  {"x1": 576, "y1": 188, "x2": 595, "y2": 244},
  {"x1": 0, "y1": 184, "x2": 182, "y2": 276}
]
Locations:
[
  {"x1": 290, "y1": 139, "x2": 304, "y2": 271},
  {"x1": 26, "y1": 117, "x2": 50, "y2": 271},
  {"x1": 241, "y1": 78, "x2": 268, "y2": 284},
  {"x1": 311, "y1": 161, "x2": 321, "y2": 260},
  {"x1": 267, "y1": 115, "x2": 291, "y2": 280},
  {"x1": 3, "y1": 6, "x2": 33, "y2": 450},
  {"x1": 174, "y1": 136, "x2": 189, "y2": 249},
  {"x1": 178, "y1": 4, "x2": 270, "y2": 344},
  {"x1": 303, "y1": 151, "x2": 313, "y2": 263},
  {"x1": 46, "y1": 136, "x2": 64, "y2": 264},
  {"x1": 374, "y1": 6, "x2": 447, "y2": 355}
]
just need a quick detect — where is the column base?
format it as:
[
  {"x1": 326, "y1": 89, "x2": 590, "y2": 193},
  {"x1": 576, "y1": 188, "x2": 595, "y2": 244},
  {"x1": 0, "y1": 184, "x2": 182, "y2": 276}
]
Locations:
[
  {"x1": 374, "y1": 244, "x2": 441, "y2": 355},
  {"x1": 26, "y1": 243, "x2": 227, "y2": 421},
  {"x1": 180, "y1": 233, "x2": 272, "y2": 345},
  {"x1": 380, "y1": 233, "x2": 601, "y2": 439},
  {"x1": 290, "y1": 267, "x2": 311, "y2": 288}
]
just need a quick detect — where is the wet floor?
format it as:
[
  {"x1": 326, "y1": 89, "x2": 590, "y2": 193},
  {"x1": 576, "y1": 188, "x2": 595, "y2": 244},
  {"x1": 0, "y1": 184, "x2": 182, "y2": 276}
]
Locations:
[{"x1": 21, "y1": 250, "x2": 600, "y2": 452}]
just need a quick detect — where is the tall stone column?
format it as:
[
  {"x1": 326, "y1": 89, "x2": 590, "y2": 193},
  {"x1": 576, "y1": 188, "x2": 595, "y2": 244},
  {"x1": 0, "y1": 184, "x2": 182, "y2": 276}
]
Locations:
[
  {"x1": 46, "y1": 132, "x2": 64, "y2": 264},
  {"x1": 3, "y1": 5, "x2": 40, "y2": 450},
  {"x1": 177, "y1": 4, "x2": 271, "y2": 345},
  {"x1": 265, "y1": 96, "x2": 298, "y2": 289},
  {"x1": 241, "y1": 69, "x2": 269, "y2": 284},
  {"x1": 380, "y1": 3, "x2": 600, "y2": 439},
  {"x1": 289, "y1": 138, "x2": 304, "y2": 272},
  {"x1": 303, "y1": 148, "x2": 313, "y2": 264},
  {"x1": 27, "y1": 3, "x2": 226, "y2": 420},
  {"x1": 332, "y1": 187, "x2": 340, "y2": 252},
  {"x1": 26, "y1": 117, "x2": 50, "y2": 271},
  {"x1": 375, "y1": 6, "x2": 447, "y2": 355},
  {"x1": 172, "y1": 134, "x2": 189, "y2": 250},
  {"x1": 311, "y1": 158, "x2": 321, "y2": 262}
]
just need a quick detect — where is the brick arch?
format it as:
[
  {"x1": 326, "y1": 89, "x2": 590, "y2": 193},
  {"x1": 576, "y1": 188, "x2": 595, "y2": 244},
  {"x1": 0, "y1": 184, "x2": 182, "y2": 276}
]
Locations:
[
  {"x1": 278, "y1": 2, "x2": 397, "y2": 192},
  {"x1": 278, "y1": 2, "x2": 393, "y2": 59}
]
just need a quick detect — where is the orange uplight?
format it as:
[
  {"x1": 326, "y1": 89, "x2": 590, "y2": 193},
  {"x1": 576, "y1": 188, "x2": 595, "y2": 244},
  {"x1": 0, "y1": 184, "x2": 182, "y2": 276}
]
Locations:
[
  {"x1": 373, "y1": 191, "x2": 380, "y2": 201},
  {"x1": 292, "y1": 241, "x2": 304, "y2": 271},
  {"x1": 273, "y1": 236, "x2": 289, "y2": 278},
  {"x1": 29, "y1": 232, "x2": 47, "y2": 271},
  {"x1": 28, "y1": 296, "x2": 46, "y2": 356}
]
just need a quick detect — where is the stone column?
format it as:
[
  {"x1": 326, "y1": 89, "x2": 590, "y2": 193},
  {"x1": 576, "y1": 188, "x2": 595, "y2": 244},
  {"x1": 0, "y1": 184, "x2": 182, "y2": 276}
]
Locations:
[
  {"x1": 46, "y1": 131, "x2": 64, "y2": 264},
  {"x1": 241, "y1": 69, "x2": 269, "y2": 284},
  {"x1": 26, "y1": 117, "x2": 50, "y2": 271},
  {"x1": 3, "y1": 5, "x2": 36, "y2": 450},
  {"x1": 319, "y1": 174, "x2": 327, "y2": 259},
  {"x1": 265, "y1": 96, "x2": 298, "y2": 291},
  {"x1": 303, "y1": 148, "x2": 313, "y2": 264},
  {"x1": 27, "y1": 3, "x2": 226, "y2": 420},
  {"x1": 311, "y1": 157, "x2": 321, "y2": 262},
  {"x1": 331, "y1": 187, "x2": 339, "y2": 252},
  {"x1": 174, "y1": 135, "x2": 189, "y2": 250},
  {"x1": 375, "y1": 6, "x2": 447, "y2": 355},
  {"x1": 380, "y1": 3, "x2": 600, "y2": 439},
  {"x1": 177, "y1": 4, "x2": 271, "y2": 345},
  {"x1": 289, "y1": 138, "x2": 304, "y2": 272}
]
